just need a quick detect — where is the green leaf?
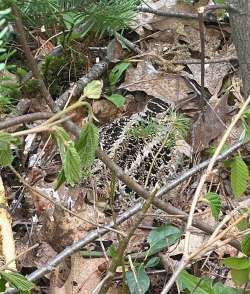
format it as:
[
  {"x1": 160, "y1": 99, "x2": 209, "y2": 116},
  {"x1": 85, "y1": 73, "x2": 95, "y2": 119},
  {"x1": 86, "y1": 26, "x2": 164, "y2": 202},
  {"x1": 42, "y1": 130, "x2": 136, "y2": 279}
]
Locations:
[
  {"x1": 106, "y1": 94, "x2": 125, "y2": 108},
  {"x1": 0, "y1": 271, "x2": 35, "y2": 293},
  {"x1": 213, "y1": 282, "x2": 238, "y2": 294},
  {"x1": 231, "y1": 268, "x2": 250, "y2": 286},
  {"x1": 223, "y1": 257, "x2": 250, "y2": 270},
  {"x1": 243, "y1": 107, "x2": 250, "y2": 119},
  {"x1": 76, "y1": 122, "x2": 99, "y2": 172},
  {"x1": 0, "y1": 131, "x2": 19, "y2": 149},
  {"x1": 237, "y1": 218, "x2": 250, "y2": 231},
  {"x1": 109, "y1": 62, "x2": 130, "y2": 86},
  {"x1": 55, "y1": 170, "x2": 66, "y2": 190},
  {"x1": 241, "y1": 235, "x2": 250, "y2": 257},
  {"x1": 64, "y1": 142, "x2": 81, "y2": 186},
  {"x1": 178, "y1": 271, "x2": 238, "y2": 294},
  {"x1": 53, "y1": 127, "x2": 71, "y2": 160},
  {"x1": 206, "y1": 192, "x2": 221, "y2": 220},
  {"x1": 0, "y1": 276, "x2": 6, "y2": 292},
  {"x1": 107, "y1": 245, "x2": 117, "y2": 258},
  {"x1": 147, "y1": 225, "x2": 181, "y2": 255},
  {"x1": 126, "y1": 265, "x2": 150, "y2": 294},
  {"x1": 178, "y1": 271, "x2": 210, "y2": 294},
  {"x1": 83, "y1": 80, "x2": 103, "y2": 99},
  {"x1": 230, "y1": 156, "x2": 249, "y2": 198},
  {"x1": 145, "y1": 257, "x2": 160, "y2": 268},
  {"x1": 0, "y1": 147, "x2": 13, "y2": 166}
]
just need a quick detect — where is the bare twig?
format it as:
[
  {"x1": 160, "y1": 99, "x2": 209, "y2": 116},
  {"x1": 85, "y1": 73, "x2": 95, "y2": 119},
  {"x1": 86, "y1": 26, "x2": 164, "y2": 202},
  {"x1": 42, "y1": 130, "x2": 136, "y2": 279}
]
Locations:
[
  {"x1": 198, "y1": 7, "x2": 206, "y2": 105},
  {"x1": 0, "y1": 112, "x2": 53, "y2": 131},
  {"x1": 11, "y1": 4, "x2": 54, "y2": 110},
  {"x1": 173, "y1": 56, "x2": 238, "y2": 64},
  {"x1": 137, "y1": 6, "x2": 199, "y2": 20}
]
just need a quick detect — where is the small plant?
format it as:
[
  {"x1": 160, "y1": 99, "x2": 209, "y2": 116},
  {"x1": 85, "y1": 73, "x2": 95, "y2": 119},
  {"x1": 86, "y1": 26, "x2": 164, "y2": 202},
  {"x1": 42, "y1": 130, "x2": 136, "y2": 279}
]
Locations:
[
  {"x1": 125, "y1": 224, "x2": 182, "y2": 294},
  {"x1": 128, "y1": 119, "x2": 162, "y2": 140}
]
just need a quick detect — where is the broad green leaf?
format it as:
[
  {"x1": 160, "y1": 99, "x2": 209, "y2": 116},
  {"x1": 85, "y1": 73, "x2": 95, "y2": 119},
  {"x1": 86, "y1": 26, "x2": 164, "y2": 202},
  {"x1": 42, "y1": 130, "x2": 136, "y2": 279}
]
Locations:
[
  {"x1": 147, "y1": 224, "x2": 181, "y2": 255},
  {"x1": 241, "y1": 235, "x2": 250, "y2": 257},
  {"x1": 126, "y1": 265, "x2": 150, "y2": 294},
  {"x1": 223, "y1": 257, "x2": 250, "y2": 270},
  {"x1": 213, "y1": 282, "x2": 238, "y2": 294},
  {"x1": 76, "y1": 122, "x2": 99, "y2": 171},
  {"x1": 206, "y1": 192, "x2": 221, "y2": 220},
  {"x1": 53, "y1": 127, "x2": 71, "y2": 160},
  {"x1": 145, "y1": 257, "x2": 160, "y2": 268},
  {"x1": 231, "y1": 268, "x2": 249, "y2": 286},
  {"x1": 178, "y1": 271, "x2": 211, "y2": 294},
  {"x1": 64, "y1": 142, "x2": 81, "y2": 186},
  {"x1": 0, "y1": 147, "x2": 13, "y2": 166},
  {"x1": 231, "y1": 156, "x2": 249, "y2": 198},
  {"x1": 106, "y1": 94, "x2": 125, "y2": 108},
  {"x1": 0, "y1": 271, "x2": 35, "y2": 293},
  {"x1": 178, "y1": 271, "x2": 238, "y2": 294},
  {"x1": 109, "y1": 62, "x2": 130, "y2": 86},
  {"x1": 83, "y1": 80, "x2": 103, "y2": 99}
]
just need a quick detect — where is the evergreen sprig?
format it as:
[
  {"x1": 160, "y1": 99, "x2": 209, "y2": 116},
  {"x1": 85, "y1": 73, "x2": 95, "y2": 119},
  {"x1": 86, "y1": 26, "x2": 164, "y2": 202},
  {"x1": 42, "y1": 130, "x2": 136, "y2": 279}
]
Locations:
[{"x1": 17, "y1": 0, "x2": 138, "y2": 37}]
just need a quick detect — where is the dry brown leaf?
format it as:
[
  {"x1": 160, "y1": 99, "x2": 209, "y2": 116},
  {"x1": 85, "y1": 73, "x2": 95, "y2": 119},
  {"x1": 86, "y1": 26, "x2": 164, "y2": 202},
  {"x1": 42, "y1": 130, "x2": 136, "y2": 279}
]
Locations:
[
  {"x1": 40, "y1": 203, "x2": 105, "y2": 252},
  {"x1": 107, "y1": 37, "x2": 125, "y2": 62},
  {"x1": 180, "y1": 27, "x2": 223, "y2": 57},
  {"x1": 168, "y1": 232, "x2": 207, "y2": 257},
  {"x1": 187, "y1": 62, "x2": 231, "y2": 96},
  {"x1": 51, "y1": 253, "x2": 120, "y2": 294},
  {"x1": 120, "y1": 61, "x2": 191, "y2": 104},
  {"x1": 191, "y1": 95, "x2": 231, "y2": 152}
]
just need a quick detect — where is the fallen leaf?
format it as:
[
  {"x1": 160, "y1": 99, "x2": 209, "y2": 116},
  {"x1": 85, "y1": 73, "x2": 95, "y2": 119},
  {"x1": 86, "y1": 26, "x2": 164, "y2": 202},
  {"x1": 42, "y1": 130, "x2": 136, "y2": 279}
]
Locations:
[
  {"x1": 191, "y1": 94, "x2": 231, "y2": 152},
  {"x1": 51, "y1": 253, "x2": 120, "y2": 294},
  {"x1": 187, "y1": 61, "x2": 231, "y2": 95},
  {"x1": 120, "y1": 61, "x2": 191, "y2": 104}
]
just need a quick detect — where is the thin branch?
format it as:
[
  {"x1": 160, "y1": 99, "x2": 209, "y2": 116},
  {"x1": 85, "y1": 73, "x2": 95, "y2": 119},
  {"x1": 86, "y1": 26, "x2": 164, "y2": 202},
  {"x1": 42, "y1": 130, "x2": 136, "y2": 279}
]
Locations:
[
  {"x1": 11, "y1": 4, "x2": 54, "y2": 109},
  {"x1": 173, "y1": 56, "x2": 238, "y2": 64},
  {"x1": 137, "y1": 4, "x2": 239, "y2": 20},
  {"x1": 137, "y1": 6, "x2": 199, "y2": 20},
  {"x1": 198, "y1": 7, "x2": 206, "y2": 105},
  {"x1": 0, "y1": 112, "x2": 53, "y2": 131}
]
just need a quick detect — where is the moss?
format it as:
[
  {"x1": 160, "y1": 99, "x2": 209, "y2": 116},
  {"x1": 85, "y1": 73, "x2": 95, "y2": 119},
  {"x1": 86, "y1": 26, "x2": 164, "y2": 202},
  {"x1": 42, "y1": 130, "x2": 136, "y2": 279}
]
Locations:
[
  {"x1": 42, "y1": 50, "x2": 87, "y2": 98},
  {"x1": 0, "y1": 76, "x2": 21, "y2": 114},
  {"x1": 21, "y1": 79, "x2": 40, "y2": 99}
]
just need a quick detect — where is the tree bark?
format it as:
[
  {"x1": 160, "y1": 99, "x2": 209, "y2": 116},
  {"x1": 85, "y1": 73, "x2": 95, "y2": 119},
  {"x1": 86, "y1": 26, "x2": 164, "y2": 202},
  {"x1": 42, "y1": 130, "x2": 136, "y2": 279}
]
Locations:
[{"x1": 228, "y1": 0, "x2": 250, "y2": 98}]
